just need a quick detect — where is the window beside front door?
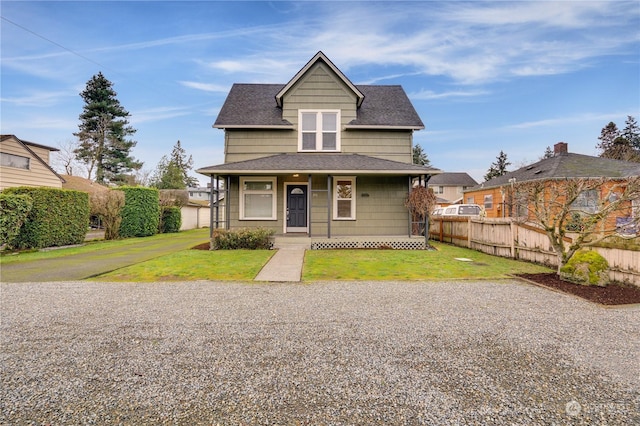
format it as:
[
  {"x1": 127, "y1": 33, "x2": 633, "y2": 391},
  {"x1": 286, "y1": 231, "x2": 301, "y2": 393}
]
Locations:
[
  {"x1": 240, "y1": 177, "x2": 277, "y2": 220},
  {"x1": 334, "y1": 177, "x2": 355, "y2": 220},
  {"x1": 299, "y1": 110, "x2": 340, "y2": 152}
]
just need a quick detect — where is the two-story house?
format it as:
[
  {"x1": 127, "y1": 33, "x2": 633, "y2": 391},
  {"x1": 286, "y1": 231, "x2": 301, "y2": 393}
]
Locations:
[
  {"x1": 1, "y1": 135, "x2": 65, "y2": 190},
  {"x1": 197, "y1": 52, "x2": 439, "y2": 242},
  {"x1": 427, "y1": 172, "x2": 478, "y2": 206}
]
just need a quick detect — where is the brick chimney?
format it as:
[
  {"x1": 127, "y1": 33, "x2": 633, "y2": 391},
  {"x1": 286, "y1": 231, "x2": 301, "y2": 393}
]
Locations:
[{"x1": 554, "y1": 142, "x2": 568, "y2": 155}]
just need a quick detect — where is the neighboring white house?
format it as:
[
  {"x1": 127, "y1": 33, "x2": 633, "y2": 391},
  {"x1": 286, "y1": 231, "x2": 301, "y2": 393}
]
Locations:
[{"x1": 187, "y1": 186, "x2": 212, "y2": 203}]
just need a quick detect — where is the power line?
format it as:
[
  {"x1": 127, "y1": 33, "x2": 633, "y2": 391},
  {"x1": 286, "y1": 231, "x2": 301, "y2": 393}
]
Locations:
[{"x1": 1, "y1": 15, "x2": 115, "y2": 73}]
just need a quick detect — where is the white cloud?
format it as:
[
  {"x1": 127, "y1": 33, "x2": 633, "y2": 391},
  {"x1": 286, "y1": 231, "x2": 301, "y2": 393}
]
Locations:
[
  {"x1": 410, "y1": 89, "x2": 490, "y2": 101},
  {"x1": 179, "y1": 81, "x2": 229, "y2": 93},
  {"x1": 130, "y1": 107, "x2": 191, "y2": 124},
  {"x1": 505, "y1": 112, "x2": 628, "y2": 130}
]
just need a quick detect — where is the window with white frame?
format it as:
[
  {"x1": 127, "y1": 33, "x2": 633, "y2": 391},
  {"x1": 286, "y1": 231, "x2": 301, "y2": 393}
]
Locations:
[
  {"x1": 484, "y1": 194, "x2": 493, "y2": 209},
  {"x1": 1, "y1": 152, "x2": 30, "y2": 170},
  {"x1": 299, "y1": 110, "x2": 340, "y2": 152},
  {"x1": 334, "y1": 177, "x2": 355, "y2": 220},
  {"x1": 240, "y1": 177, "x2": 277, "y2": 220}
]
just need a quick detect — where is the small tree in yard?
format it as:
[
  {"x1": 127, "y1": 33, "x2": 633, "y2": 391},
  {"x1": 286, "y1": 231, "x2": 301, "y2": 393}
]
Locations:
[
  {"x1": 512, "y1": 176, "x2": 640, "y2": 278},
  {"x1": 90, "y1": 190, "x2": 125, "y2": 240},
  {"x1": 405, "y1": 186, "x2": 437, "y2": 239}
]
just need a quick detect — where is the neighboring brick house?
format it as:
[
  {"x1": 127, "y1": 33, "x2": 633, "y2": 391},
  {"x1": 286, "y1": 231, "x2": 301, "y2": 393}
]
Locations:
[
  {"x1": 427, "y1": 172, "x2": 478, "y2": 206},
  {"x1": 0, "y1": 134, "x2": 65, "y2": 190},
  {"x1": 464, "y1": 143, "x2": 640, "y2": 227},
  {"x1": 197, "y1": 52, "x2": 439, "y2": 238}
]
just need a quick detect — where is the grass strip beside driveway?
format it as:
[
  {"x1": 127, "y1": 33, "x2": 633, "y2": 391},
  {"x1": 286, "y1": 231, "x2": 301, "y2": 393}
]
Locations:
[{"x1": 0, "y1": 229, "x2": 210, "y2": 282}]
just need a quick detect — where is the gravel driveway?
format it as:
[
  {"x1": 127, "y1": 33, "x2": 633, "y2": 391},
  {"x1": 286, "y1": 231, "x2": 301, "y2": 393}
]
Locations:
[{"x1": 1, "y1": 279, "x2": 638, "y2": 425}]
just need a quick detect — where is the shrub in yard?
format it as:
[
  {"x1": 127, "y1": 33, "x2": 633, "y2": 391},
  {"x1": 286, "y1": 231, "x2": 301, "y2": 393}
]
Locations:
[
  {"x1": 161, "y1": 206, "x2": 182, "y2": 233},
  {"x1": 211, "y1": 228, "x2": 274, "y2": 250},
  {"x1": 1, "y1": 187, "x2": 89, "y2": 249},
  {"x1": 0, "y1": 193, "x2": 33, "y2": 247},
  {"x1": 117, "y1": 186, "x2": 160, "y2": 238},
  {"x1": 560, "y1": 250, "x2": 610, "y2": 286}
]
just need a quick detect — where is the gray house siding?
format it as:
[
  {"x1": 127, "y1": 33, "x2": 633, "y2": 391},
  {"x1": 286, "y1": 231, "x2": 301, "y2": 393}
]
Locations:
[{"x1": 222, "y1": 174, "x2": 410, "y2": 237}]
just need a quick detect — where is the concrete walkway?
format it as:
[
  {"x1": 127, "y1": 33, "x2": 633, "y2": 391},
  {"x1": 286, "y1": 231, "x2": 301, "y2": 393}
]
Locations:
[{"x1": 254, "y1": 237, "x2": 310, "y2": 282}]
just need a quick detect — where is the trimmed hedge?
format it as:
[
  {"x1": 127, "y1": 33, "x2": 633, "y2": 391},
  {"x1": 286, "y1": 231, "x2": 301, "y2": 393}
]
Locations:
[
  {"x1": 2, "y1": 187, "x2": 89, "y2": 249},
  {"x1": 0, "y1": 193, "x2": 33, "y2": 247},
  {"x1": 211, "y1": 228, "x2": 274, "y2": 250},
  {"x1": 161, "y1": 206, "x2": 182, "y2": 233},
  {"x1": 117, "y1": 186, "x2": 160, "y2": 238}
]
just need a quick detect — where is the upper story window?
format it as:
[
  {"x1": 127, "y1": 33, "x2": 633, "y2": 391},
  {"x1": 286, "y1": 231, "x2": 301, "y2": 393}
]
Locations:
[
  {"x1": 1, "y1": 152, "x2": 30, "y2": 170},
  {"x1": 299, "y1": 110, "x2": 340, "y2": 152}
]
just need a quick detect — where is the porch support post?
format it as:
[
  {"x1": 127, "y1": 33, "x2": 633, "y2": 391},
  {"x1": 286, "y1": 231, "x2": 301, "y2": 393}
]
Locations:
[
  {"x1": 327, "y1": 175, "x2": 332, "y2": 239},
  {"x1": 210, "y1": 175, "x2": 216, "y2": 238},
  {"x1": 307, "y1": 174, "x2": 312, "y2": 237},
  {"x1": 225, "y1": 175, "x2": 231, "y2": 230},
  {"x1": 408, "y1": 175, "x2": 412, "y2": 237}
]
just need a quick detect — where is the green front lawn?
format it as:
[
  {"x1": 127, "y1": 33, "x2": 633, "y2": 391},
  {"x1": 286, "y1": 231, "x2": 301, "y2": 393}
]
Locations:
[
  {"x1": 302, "y1": 242, "x2": 552, "y2": 281},
  {"x1": 94, "y1": 241, "x2": 551, "y2": 282},
  {"x1": 92, "y1": 249, "x2": 275, "y2": 282}
]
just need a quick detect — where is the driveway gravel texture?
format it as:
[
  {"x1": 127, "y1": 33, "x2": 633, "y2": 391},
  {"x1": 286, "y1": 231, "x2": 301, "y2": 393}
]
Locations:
[{"x1": 1, "y1": 279, "x2": 638, "y2": 425}]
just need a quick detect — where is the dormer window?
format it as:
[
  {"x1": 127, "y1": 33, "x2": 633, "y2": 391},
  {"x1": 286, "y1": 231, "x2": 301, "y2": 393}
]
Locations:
[{"x1": 299, "y1": 110, "x2": 340, "y2": 152}]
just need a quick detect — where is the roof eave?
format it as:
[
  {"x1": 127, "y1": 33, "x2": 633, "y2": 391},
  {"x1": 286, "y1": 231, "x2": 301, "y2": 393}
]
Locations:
[
  {"x1": 197, "y1": 168, "x2": 436, "y2": 176},
  {"x1": 213, "y1": 124, "x2": 294, "y2": 130},
  {"x1": 344, "y1": 124, "x2": 425, "y2": 131}
]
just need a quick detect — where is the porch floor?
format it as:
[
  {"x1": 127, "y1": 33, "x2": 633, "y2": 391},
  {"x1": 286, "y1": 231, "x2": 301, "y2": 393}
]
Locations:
[{"x1": 273, "y1": 235, "x2": 428, "y2": 250}]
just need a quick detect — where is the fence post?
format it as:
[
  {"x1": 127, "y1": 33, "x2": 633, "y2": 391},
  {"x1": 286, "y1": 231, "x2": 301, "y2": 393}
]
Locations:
[
  {"x1": 510, "y1": 219, "x2": 516, "y2": 259},
  {"x1": 467, "y1": 217, "x2": 472, "y2": 248}
]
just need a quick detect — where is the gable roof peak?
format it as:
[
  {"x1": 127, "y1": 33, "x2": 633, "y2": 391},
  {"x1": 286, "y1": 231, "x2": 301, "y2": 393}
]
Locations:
[{"x1": 275, "y1": 51, "x2": 365, "y2": 108}]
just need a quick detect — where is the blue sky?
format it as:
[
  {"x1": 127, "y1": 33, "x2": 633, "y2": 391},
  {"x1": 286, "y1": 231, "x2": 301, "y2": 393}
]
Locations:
[{"x1": 2, "y1": 1, "x2": 639, "y2": 185}]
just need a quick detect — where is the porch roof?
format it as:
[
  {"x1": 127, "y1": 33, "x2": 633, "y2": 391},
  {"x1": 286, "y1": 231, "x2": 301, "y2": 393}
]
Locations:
[{"x1": 197, "y1": 153, "x2": 441, "y2": 176}]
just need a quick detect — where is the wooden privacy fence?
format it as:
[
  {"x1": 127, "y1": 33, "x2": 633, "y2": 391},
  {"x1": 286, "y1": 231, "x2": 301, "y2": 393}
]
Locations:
[{"x1": 429, "y1": 217, "x2": 639, "y2": 285}]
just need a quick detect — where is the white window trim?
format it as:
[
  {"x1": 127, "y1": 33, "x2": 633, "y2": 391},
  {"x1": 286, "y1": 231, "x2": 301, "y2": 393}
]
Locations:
[
  {"x1": 484, "y1": 194, "x2": 493, "y2": 209},
  {"x1": 333, "y1": 176, "x2": 356, "y2": 220},
  {"x1": 298, "y1": 110, "x2": 341, "y2": 152},
  {"x1": 239, "y1": 177, "x2": 277, "y2": 220}
]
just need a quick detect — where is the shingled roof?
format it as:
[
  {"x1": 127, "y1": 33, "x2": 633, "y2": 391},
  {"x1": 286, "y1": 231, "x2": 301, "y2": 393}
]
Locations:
[
  {"x1": 214, "y1": 84, "x2": 424, "y2": 129},
  {"x1": 428, "y1": 172, "x2": 478, "y2": 186},
  {"x1": 197, "y1": 153, "x2": 439, "y2": 176},
  {"x1": 213, "y1": 52, "x2": 424, "y2": 130},
  {"x1": 474, "y1": 151, "x2": 640, "y2": 190}
]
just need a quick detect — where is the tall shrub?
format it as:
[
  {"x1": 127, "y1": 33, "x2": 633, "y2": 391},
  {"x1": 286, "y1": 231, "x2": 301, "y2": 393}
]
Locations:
[
  {"x1": 2, "y1": 187, "x2": 89, "y2": 249},
  {"x1": 0, "y1": 193, "x2": 33, "y2": 247},
  {"x1": 117, "y1": 186, "x2": 160, "y2": 238},
  {"x1": 161, "y1": 206, "x2": 182, "y2": 233}
]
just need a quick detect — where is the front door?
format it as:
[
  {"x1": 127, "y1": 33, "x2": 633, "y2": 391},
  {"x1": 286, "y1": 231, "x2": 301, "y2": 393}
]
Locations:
[{"x1": 286, "y1": 184, "x2": 308, "y2": 232}]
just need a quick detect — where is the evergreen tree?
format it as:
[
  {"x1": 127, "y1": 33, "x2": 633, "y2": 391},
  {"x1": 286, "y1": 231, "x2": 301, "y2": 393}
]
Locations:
[
  {"x1": 484, "y1": 150, "x2": 511, "y2": 181},
  {"x1": 540, "y1": 146, "x2": 554, "y2": 160},
  {"x1": 596, "y1": 121, "x2": 621, "y2": 155},
  {"x1": 622, "y1": 115, "x2": 640, "y2": 150},
  {"x1": 74, "y1": 72, "x2": 142, "y2": 184},
  {"x1": 150, "y1": 140, "x2": 198, "y2": 189},
  {"x1": 412, "y1": 143, "x2": 431, "y2": 167}
]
